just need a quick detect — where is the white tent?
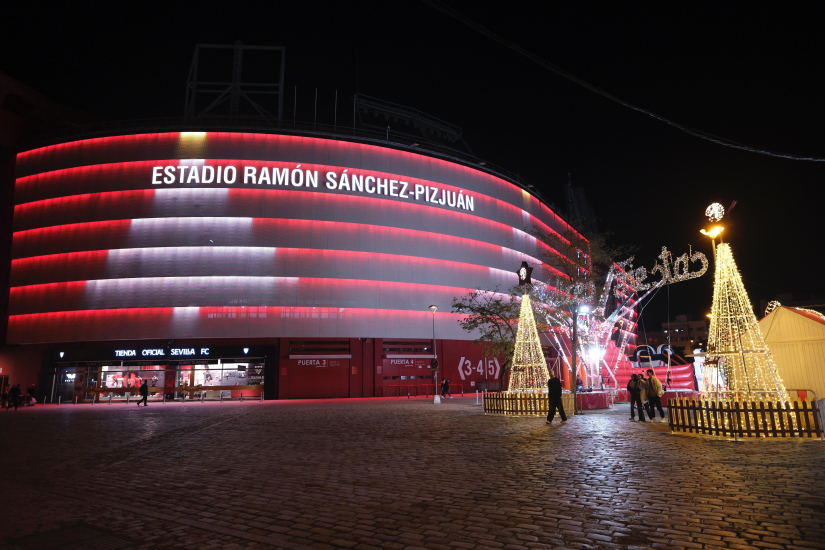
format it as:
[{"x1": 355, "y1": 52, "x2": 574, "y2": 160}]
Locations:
[{"x1": 759, "y1": 306, "x2": 825, "y2": 408}]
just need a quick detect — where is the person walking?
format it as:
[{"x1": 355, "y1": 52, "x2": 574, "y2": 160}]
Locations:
[
  {"x1": 440, "y1": 378, "x2": 453, "y2": 399},
  {"x1": 646, "y1": 369, "x2": 666, "y2": 422},
  {"x1": 545, "y1": 371, "x2": 567, "y2": 424},
  {"x1": 9, "y1": 384, "x2": 21, "y2": 411},
  {"x1": 627, "y1": 374, "x2": 646, "y2": 422},
  {"x1": 137, "y1": 380, "x2": 149, "y2": 407}
]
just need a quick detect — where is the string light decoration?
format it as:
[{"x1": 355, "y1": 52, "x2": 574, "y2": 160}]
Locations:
[
  {"x1": 705, "y1": 202, "x2": 725, "y2": 222},
  {"x1": 509, "y1": 293, "x2": 550, "y2": 392},
  {"x1": 532, "y1": 246, "x2": 706, "y2": 389},
  {"x1": 793, "y1": 307, "x2": 825, "y2": 322},
  {"x1": 706, "y1": 243, "x2": 790, "y2": 405},
  {"x1": 764, "y1": 300, "x2": 781, "y2": 317}
]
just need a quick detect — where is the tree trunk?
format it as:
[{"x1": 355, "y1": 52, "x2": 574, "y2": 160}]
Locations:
[{"x1": 500, "y1": 364, "x2": 510, "y2": 392}]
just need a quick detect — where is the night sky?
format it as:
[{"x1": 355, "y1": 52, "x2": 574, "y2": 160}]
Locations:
[{"x1": 4, "y1": 2, "x2": 824, "y2": 333}]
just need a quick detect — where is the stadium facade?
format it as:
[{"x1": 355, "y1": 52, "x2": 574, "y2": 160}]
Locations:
[{"x1": 1, "y1": 128, "x2": 582, "y2": 402}]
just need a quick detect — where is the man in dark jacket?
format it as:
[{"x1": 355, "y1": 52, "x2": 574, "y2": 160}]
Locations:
[
  {"x1": 137, "y1": 380, "x2": 149, "y2": 406},
  {"x1": 546, "y1": 372, "x2": 567, "y2": 424},
  {"x1": 9, "y1": 384, "x2": 21, "y2": 411}
]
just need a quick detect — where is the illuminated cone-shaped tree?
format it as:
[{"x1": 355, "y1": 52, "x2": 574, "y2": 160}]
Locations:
[
  {"x1": 707, "y1": 243, "x2": 789, "y2": 402},
  {"x1": 509, "y1": 294, "x2": 549, "y2": 392}
]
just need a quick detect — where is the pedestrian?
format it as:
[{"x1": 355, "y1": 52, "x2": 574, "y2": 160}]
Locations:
[
  {"x1": 576, "y1": 376, "x2": 584, "y2": 391},
  {"x1": 137, "y1": 380, "x2": 149, "y2": 407},
  {"x1": 638, "y1": 372, "x2": 651, "y2": 417},
  {"x1": 545, "y1": 371, "x2": 567, "y2": 424},
  {"x1": 626, "y1": 374, "x2": 646, "y2": 422},
  {"x1": 9, "y1": 384, "x2": 21, "y2": 411},
  {"x1": 441, "y1": 378, "x2": 452, "y2": 399},
  {"x1": 26, "y1": 384, "x2": 36, "y2": 407},
  {"x1": 646, "y1": 369, "x2": 667, "y2": 422}
]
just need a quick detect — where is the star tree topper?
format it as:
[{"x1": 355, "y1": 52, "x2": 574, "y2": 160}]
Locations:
[{"x1": 516, "y1": 261, "x2": 533, "y2": 287}]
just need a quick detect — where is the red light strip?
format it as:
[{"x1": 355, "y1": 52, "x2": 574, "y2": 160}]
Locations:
[
  {"x1": 11, "y1": 216, "x2": 564, "y2": 280},
  {"x1": 8, "y1": 276, "x2": 512, "y2": 316},
  {"x1": 10, "y1": 246, "x2": 558, "y2": 288},
  {"x1": 6, "y1": 306, "x2": 474, "y2": 344}
]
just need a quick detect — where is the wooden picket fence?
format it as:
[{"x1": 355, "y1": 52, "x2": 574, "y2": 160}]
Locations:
[
  {"x1": 483, "y1": 392, "x2": 575, "y2": 416},
  {"x1": 667, "y1": 398, "x2": 824, "y2": 439}
]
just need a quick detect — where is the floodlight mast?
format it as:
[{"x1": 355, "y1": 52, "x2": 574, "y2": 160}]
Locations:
[{"x1": 185, "y1": 42, "x2": 285, "y2": 125}]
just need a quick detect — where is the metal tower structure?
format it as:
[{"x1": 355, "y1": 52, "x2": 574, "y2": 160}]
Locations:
[{"x1": 185, "y1": 42, "x2": 285, "y2": 124}]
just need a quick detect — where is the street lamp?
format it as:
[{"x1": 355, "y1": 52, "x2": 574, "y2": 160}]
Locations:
[
  {"x1": 570, "y1": 303, "x2": 590, "y2": 415},
  {"x1": 429, "y1": 305, "x2": 440, "y2": 404}
]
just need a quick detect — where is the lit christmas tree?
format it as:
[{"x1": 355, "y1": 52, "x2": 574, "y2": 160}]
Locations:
[
  {"x1": 509, "y1": 293, "x2": 549, "y2": 392},
  {"x1": 706, "y1": 243, "x2": 789, "y2": 402}
]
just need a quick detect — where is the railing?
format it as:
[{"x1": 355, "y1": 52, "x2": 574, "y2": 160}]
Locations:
[
  {"x1": 385, "y1": 384, "x2": 435, "y2": 397},
  {"x1": 483, "y1": 392, "x2": 575, "y2": 416},
  {"x1": 667, "y1": 397, "x2": 824, "y2": 440}
]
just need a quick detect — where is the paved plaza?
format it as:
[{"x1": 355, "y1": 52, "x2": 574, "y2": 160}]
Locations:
[{"x1": 1, "y1": 398, "x2": 824, "y2": 550}]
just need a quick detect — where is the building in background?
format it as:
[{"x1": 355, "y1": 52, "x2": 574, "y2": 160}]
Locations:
[
  {"x1": 759, "y1": 306, "x2": 825, "y2": 407},
  {"x1": 641, "y1": 314, "x2": 708, "y2": 357}
]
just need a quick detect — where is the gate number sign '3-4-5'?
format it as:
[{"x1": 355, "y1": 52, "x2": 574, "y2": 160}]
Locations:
[{"x1": 457, "y1": 357, "x2": 501, "y2": 380}]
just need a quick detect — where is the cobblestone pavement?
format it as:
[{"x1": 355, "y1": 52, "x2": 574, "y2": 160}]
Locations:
[{"x1": 1, "y1": 398, "x2": 824, "y2": 550}]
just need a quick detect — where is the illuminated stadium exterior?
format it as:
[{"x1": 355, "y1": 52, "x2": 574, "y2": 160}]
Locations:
[{"x1": 6, "y1": 129, "x2": 581, "y2": 400}]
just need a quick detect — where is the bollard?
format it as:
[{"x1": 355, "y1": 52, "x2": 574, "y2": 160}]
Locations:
[
  {"x1": 240, "y1": 393, "x2": 244, "y2": 402},
  {"x1": 220, "y1": 392, "x2": 223, "y2": 402},
  {"x1": 476, "y1": 390, "x2": 478, "y2": 405},
  {"x1": 260, "y1": 393, "x2": 263, "y2": 402},
  {"x1": 163, "y1": 393, "x2": 166, "y2": 404},
  {"x1": 109, "y1": 395, "x2": 112, "y2": 405},
  {"x1": 75, "y1": 396, "x2": 78, "y2": 405},
  {"x1": 58, "y1": 396, "x2": 61, "y2": 406},
  {"x1": 201, "y1": 392, "x2": 205, "y2": 403},
  {"x1": 126, "y1": 393, "x2": 129, "y2": 404}
]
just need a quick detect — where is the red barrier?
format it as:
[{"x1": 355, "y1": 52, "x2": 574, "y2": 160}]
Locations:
[{"x1": 576, "y1": 392, "x2": 610, "y2": 410}]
